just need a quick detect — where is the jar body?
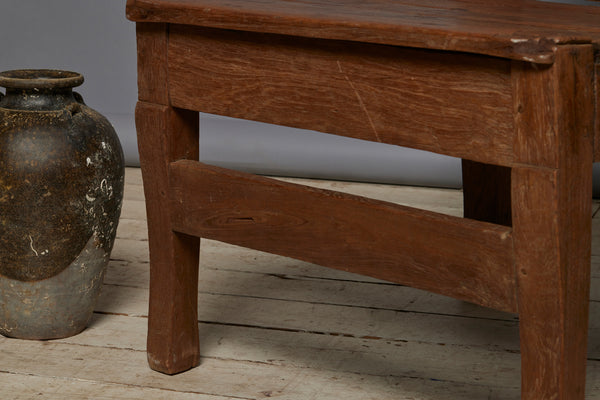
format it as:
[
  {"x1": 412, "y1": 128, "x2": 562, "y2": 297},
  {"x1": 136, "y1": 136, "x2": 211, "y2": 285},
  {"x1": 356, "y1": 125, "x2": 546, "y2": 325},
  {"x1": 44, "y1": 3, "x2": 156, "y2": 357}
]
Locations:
[{"x1": 0, "y1": 70, "x2": 124, "y2": 339}]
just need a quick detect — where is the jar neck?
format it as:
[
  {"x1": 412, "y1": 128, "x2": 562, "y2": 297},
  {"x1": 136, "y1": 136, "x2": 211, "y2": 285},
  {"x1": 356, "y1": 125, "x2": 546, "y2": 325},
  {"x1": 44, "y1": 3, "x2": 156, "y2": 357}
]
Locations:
[
  {"x1": 0, "y1": 88, "x2": 78, "y2": 111},
  {"x1": 0, "y1": 69, "x2": 83, "y2": 111}
]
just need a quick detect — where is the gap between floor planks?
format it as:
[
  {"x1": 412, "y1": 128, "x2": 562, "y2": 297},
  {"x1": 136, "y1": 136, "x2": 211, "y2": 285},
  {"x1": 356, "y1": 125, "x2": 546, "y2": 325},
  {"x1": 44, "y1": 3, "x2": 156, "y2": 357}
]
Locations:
[{"x1": 2, "y1": 167, "x2": 600, "y2": 399}]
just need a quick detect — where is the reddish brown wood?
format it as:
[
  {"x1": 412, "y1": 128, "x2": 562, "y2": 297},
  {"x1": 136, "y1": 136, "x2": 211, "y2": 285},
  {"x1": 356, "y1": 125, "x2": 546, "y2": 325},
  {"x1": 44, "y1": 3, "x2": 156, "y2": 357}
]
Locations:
[
  {"x1": 169, "y1": 160, "x2": 517, "y2": 312},
  {"x1": 168, "y1": 26, "x2": 514, "y2": 166},
  {"x1": 513, "y1": 47, "x2": 596, "y2": 169},
  {"x1": 128, "y1": 1, "x2": 599, "y2": 397},
  {"x1": 512, "y1": 45, "x2": 594, "y2": 400},
  {"x1": 126, "y1": 0, "x2": 600, "y2": 64},
  {"x1": 136, "y1": 102, "x2": 201, "y2": 375},
  {"x1": 135, "y1": 23, "x2": 169, "y2": 105},
  {"x1": 135, "y1": 22, "x2": 202, "y2": 375},
  {"x1": 461, "y1": 160, "x2": 511, "y2": 226},
  {"x1": 594, "y1": 58, "x2": 600, "y2": 161}
]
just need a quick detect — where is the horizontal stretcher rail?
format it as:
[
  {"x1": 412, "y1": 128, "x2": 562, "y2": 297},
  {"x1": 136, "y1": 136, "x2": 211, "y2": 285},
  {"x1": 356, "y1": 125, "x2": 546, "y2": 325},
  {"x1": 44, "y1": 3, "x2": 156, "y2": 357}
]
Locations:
[{"x1": 169, "y1": 160, "x2": 518, "y2": 312}]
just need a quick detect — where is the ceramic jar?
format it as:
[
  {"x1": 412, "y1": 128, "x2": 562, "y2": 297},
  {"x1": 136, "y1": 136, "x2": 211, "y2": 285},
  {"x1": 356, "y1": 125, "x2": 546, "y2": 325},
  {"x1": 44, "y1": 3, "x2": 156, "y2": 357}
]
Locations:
[{"x1": 0, "y1": 69, "x2": 124, "y2": 339}]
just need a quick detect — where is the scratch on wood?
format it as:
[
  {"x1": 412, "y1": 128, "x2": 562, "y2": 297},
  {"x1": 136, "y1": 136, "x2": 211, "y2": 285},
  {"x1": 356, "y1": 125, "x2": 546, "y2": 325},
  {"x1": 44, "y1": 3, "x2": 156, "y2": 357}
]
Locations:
[
  {"x1": 336, "y1": 60, "x2": 382, "y2": 142},
  {"x1": 28, "y1": 235, "x2": 38, "y2": 257}
]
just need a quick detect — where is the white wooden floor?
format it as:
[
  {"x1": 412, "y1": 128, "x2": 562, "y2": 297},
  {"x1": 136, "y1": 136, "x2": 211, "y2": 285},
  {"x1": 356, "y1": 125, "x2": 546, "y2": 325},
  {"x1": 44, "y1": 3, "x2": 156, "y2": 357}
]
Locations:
[{"x1": 3, "y1": 167, "x2": 600, "y2": 399}]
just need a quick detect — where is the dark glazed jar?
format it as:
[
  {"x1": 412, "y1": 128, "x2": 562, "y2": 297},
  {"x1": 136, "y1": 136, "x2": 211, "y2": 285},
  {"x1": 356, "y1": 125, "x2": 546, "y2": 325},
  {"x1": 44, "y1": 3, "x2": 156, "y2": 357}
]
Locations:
[{"x1": 0, "y1": 69, "x2": 124, "y2": 339}]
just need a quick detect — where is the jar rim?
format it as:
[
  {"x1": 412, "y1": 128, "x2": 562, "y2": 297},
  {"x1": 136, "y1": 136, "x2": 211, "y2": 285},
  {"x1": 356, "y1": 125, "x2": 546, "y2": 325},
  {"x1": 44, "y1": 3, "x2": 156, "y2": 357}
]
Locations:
[{"x1": 0, "y1": 69, "x2": 84, "y2": 90}]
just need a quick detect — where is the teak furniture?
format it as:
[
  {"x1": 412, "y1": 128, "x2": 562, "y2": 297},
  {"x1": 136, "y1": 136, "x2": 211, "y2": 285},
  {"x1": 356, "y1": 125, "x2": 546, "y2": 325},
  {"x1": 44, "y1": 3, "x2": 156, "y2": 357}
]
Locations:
[{"x1": 126, "y1": 1, "x2": 600, "y2": 398}]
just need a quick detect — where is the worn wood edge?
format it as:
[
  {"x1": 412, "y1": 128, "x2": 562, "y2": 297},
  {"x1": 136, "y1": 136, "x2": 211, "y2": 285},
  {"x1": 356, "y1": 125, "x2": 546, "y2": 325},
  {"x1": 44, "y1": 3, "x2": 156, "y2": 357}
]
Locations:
[
  {"x1": 126, "y1": 0, "x2": 600, "y2": 64},
  {"x1": 168, "y1": 160, "x2": 517, "y2": 312},
  {"x1": 125, "y1": 0, "x2": 566, "y2": 64}
]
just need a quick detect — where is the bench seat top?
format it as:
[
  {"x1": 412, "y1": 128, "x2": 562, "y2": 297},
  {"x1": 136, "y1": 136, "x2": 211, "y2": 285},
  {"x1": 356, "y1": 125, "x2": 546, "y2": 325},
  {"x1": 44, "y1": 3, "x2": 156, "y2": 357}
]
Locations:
[{"x1": 126, "y1": 0, "x2": 600, "y2": 64}]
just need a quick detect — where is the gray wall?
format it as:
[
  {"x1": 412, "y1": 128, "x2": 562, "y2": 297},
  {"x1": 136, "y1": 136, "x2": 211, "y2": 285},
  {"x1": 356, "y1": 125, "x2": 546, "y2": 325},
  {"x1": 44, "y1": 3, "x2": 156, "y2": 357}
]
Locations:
[
  {"x1": 1, "y1": 0, "x2": 139, "y2": 165},
  {"x1": 2, "y1": 0, "x2": 598, "y2": 192}
]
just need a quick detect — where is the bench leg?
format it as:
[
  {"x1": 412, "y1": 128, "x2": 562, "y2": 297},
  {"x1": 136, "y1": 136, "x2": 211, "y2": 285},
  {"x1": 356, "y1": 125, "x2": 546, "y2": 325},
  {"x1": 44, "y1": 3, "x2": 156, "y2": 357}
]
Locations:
[
  {"x1": 510, "y1": 44, "x2": 594, "y2": 399},
  {"x1": 512, "y1": 165, "x2": 591, "y2": 399},
  {"x1": 461, "y1": 157, "x2": 590, "y2": 397},
  {"x1": 461, "y1": 159, "x2": 511, "y2": 226},
  {"x1": 136, "y1": 101, "x2": 201, "y2": 374}
]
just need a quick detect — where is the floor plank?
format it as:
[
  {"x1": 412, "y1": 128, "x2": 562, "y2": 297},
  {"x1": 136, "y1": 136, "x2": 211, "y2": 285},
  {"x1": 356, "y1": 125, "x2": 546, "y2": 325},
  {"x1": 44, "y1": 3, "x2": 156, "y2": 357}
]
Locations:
[
  {"x1": 0, "y1": 338, "x2": 520, "y2": 400},
  {"x1": 0, "y1": 373, "x2": 231, "y2": 400},
  {"x1": 2, "y1": 168, "x2": 600, "y2": 399}
]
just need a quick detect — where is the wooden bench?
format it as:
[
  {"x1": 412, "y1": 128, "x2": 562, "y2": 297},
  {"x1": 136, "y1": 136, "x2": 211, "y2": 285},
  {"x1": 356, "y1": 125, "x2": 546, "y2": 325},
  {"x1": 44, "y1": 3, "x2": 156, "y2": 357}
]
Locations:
[{"x1": 126, "y1": 1, "x2": 600, "y2": 398}]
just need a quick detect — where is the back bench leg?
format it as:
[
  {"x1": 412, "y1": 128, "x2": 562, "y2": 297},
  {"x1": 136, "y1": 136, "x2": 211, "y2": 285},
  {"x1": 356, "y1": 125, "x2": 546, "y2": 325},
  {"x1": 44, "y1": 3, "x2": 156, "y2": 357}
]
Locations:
[
  {"x1": 462, "y1": 159, "x2": 511, "y2": 226},
  {"x1": 136, "y1": 101, "x2": 201, "y2": 374}
]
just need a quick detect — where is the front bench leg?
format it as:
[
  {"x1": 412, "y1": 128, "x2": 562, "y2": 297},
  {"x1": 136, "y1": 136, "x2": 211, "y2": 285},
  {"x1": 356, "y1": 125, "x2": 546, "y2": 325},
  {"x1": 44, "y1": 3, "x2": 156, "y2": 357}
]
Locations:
[
  {"x1": 136, "y1": 102, "x2": 201, "y2": 374},
  {"x1": 513, "y1": 166, "x2": 591, "y2": 399},
  {"x1": 511, "y1": 45, "x2": 594, "y2": 400}
]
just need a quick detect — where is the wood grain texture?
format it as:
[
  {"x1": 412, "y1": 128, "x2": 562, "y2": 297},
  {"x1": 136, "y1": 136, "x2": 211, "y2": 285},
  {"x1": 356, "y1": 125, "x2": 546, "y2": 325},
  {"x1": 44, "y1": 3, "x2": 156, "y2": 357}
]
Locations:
[
  {"x1": 513, "y1": 45, "x2": 596, "y2": 168},
  {"x1": 8, "y1": 170, "x2": 600, "y2": 399},
  {"x1": 126, "y1": 0, "x2": 600, "y2": 63},
  {"x1": 169, "y1": 160, "x2": 517, "y2": 312},
  {"x1": 135, "y1": 102, "x2": 201, "y2": 374},
  {"x1": 130, "y1": 1, "x2": 600, "y2": 396},
  {"x1": 594, "y1": 56, "x2": 600, "y2": 162},
  {"x1": 135, "y1": 23, "x2": 169, "y2": 104},
  {"x1": 512, "y1": 45, "x2": 595, "y2": 400},
  {"x1": 0, "y1": 337, "x2": 522, "y2": 400},
  {"x1": 168, "y1": 26, "x2": 514, "y2": 166}
]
